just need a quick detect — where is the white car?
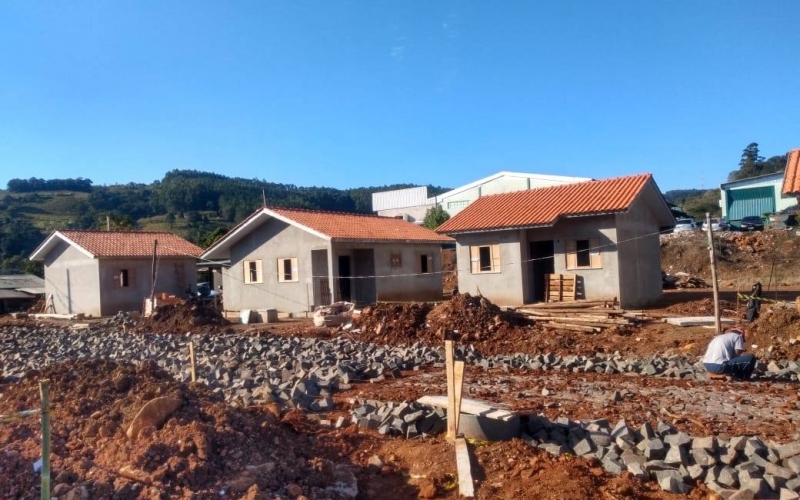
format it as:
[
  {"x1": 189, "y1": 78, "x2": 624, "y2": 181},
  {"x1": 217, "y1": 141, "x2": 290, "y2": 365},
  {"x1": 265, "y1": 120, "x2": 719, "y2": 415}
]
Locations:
[
  {"x1": 673, "y1": 218, "x2": 697, "y2": 232},
  {"x1": 701, "y1": 218, "x2": 731, "y2": 231}
]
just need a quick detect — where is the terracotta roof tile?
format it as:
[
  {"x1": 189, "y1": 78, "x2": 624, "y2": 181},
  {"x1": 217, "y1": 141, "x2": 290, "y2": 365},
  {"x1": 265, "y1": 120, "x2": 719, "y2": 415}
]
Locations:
[
  {"x1": 59, "y1": 230, "x2": 203, "y2": 258},
  {"x1": 270, "y1": 207, "x2": 453, "y2": 242},
  {"x1": 782, "y1": 149, "x2": 800, "y2": 195},
  {"x1": 436, "y1": 173, "x2": 653, "y2": 234}
]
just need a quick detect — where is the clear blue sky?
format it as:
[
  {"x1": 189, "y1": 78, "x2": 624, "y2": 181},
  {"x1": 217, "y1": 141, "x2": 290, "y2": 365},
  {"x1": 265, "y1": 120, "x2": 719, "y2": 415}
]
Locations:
[{"x1": 1, "y1": 1, "x2": 799, "y2": 193}]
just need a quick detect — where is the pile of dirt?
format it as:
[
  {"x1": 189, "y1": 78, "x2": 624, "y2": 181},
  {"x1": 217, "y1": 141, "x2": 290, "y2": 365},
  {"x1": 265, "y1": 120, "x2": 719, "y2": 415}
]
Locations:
[
  {"x1": 441, "y1": 248, "x2": 457, "y2": 294},
  {"x1": 0, "y1": 359, "x2": 364, "y2": 499},
  {"x1": 136, "y1": 300, "x2": 230, "y2": 334},
  {"x1": 660, "y1": 230, "x2": 800, "y2": 286},
  {"x1": 747, "y1": 304, "x2": 800, "y2": 349},
  {"x1": 663, "y1": 297, "x2": 737, "y2": 317},
  {"x1": 352, "y1": 294, "x2": 538, "y2": 355}
]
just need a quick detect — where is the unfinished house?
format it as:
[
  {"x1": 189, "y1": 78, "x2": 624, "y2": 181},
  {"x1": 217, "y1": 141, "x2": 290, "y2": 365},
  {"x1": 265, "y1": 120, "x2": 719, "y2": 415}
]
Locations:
[
  {"x1": 436, "y1": 173, "x2": 675, "y2": 309},
  {"x1": 0, "y1": 274, "x2": 44, "y2": 313},
  {"x1": 29, "y1": 230, "x2": 203, "y2": 316},
  {"x1": 200, "y1": 207, "x2": 454, "y2": 316}
]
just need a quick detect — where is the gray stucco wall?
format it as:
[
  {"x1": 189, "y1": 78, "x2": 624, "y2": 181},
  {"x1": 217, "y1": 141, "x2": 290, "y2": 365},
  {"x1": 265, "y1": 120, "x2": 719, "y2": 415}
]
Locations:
[
  {"x1": 222, "y1": 218, "x2": 329, "y2": 314},
  {"x1": 614, "y1": 193, "x2": 664, "y2": 308},
  {"x1": 98, "y1": 258, "x2": 197, "y2": 316},
  {"x1": 454, "y1": 230, "x2": 525, "y2": 305},
  {"x1": 544, "y1": 216, "x2": 620, "y2": 303},
  {"x1": 44, "y1": 241, "x2": 100, "y2": 316},
  {"x1": 333, "y1": 242, "x2": 445, "y2": 302}
]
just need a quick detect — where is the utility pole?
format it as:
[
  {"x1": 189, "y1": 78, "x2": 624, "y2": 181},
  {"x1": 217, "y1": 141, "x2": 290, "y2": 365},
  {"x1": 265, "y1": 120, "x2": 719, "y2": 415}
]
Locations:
[{"x1": 706, "y1": 213, "x2": 722, "y2": 333}]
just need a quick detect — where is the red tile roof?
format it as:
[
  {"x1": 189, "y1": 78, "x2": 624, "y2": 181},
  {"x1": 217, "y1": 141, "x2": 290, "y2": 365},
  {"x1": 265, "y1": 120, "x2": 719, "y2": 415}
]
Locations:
[
  {"x1": 782, "y1": 149, "x2": 800, "y2": 195},
  {"x1": 57, "y1": 230, "x2": 203, "y2": 258},
  {"x1": 436, "y1": 173, "x2": 654, "y2": 234},
  {"x1": 270, "y1": 207, "x2": 453, "y2": 242}
]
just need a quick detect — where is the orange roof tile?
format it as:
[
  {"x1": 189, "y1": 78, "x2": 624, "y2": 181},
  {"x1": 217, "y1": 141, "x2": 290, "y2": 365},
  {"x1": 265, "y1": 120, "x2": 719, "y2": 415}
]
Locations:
[
  {"x1": 782, "y1": 149, "x2": 800, "y2": 195},
  {"x1": 436, "y1": 173, "x2": 654, "y2": 234},
  {"x1": 270, "y1": 207, "x2": 453, "y2": 242},
  {"x1": 56, "y1": 230, "x2": 203, "y2": 258}
]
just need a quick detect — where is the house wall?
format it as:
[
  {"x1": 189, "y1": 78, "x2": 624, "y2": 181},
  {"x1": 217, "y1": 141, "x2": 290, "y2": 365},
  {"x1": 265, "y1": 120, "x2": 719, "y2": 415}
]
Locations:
[
  {"x1": 375, "y1": 205, "x2": 434, "y2": 224},
  {"x1": 43, "y1": 240, "x2": 100, "y2": 316},
  {"x1": 332, "y1": 242, "x2": 445, "y2": 302},
  {"x1": 454, "y1": 230, "x2": 525, "y2": 305},
  {"x1": 531, "y1": 216, "x2": 620, "y2": 303},
  {"x1": 614, "y1": 192, "x2": 664, "y2": 308},
  {"x1": 222, "y1": 218, "x2": 329, "y2": 314},
  {"x1": 98, "y1": 258, "x2": 197, "y2": 316}
]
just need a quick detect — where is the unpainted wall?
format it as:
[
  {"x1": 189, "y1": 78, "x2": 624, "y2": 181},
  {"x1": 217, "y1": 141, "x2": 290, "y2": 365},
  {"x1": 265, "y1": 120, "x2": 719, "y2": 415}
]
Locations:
[
  {"x1": 332, "y1": 242, "x2": 445, "y2": 302},
  {"x1": 614, "y1": 191, "x2": 664, "y2": 308},
  {"x1": 43, "y1": 241, "x2": 100, "y2": 316},
  {"x1": 454, "y1": 230, "x2": 525, "y2": 305},
  {"x1": 99, "y1": 258, "x2": 197, "y2": 316},
  {"x1": 222, "y1": 218, "x2": 329, "y2": 314}
]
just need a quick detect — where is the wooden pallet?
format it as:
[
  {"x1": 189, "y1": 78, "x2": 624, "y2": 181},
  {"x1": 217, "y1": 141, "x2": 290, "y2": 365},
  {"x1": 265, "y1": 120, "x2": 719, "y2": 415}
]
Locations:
[{"x1": 545, "y1": 273, "x2": 577, "y2": 302}]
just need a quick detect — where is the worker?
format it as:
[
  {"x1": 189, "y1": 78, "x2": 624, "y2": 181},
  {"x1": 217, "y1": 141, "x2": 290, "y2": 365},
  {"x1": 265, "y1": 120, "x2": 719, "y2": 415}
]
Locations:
[{"x1": 702, "y1": 327, "x2": 757, "y2": 380}]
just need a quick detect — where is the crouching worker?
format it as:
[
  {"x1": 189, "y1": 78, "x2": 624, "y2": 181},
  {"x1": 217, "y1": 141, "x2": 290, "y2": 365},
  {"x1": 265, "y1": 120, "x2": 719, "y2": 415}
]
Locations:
[{"x1": 702, "y1": 327, "x2": 757, "y2": 380}]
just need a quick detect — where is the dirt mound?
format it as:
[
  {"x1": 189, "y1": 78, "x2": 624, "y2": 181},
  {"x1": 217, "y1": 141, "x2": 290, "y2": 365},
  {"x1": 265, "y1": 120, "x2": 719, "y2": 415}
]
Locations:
[
  {"x1": 136, "y1": 300, "x2": 230, "y2": 334},
  {"x1": 353, "y1": 294, "x2": 536, "y2": 354},
  {"x1": 664, "y1": 297, "x2": 737, "y2": 317},
  {"x1": 660, "y1": 230, "x2": 800, "y2": 287},
  {"x1": 0, "y1": 359, "x2": 359, "y2": 499},
  {"x1": 441, "y1": 248, "x2": 457, "y2": 293},
  {"x1": 748, "y1": 305, "x2": 800, "y2": 347}
]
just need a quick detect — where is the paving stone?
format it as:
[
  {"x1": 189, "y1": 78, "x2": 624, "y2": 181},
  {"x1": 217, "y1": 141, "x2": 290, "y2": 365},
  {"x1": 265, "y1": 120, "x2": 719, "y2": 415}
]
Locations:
[
  {"x1": 745, "y1": 438, "x2": 768, "y2": 458},
  {"x1": 780, "y1": 489, "x2": 800, "y2": 500},
  {"x1": 627, "y1": 462, "x2": 649, "y2": 480},
  {"x1": 602, "y1": 457, "x2": 624, "y2": 475},
  {"x1": 644, "y1": 439, "x2": 667, "y2": 460},
  {"x1": 693, "y1": 447, "x2": 719, "y2": 468},
  {"x1": 687, "y1": 464, "x2": 706, "y2": 481},
  {"x1": 572, "y1": 438, "x2": 595, "y2": 457},
  {"x1": 664, "y1": 445, "x2": 688, "y2": 466},
  {"x1": 717, "y1": 466, "x2": 739, "y2": 488},
  {"x1": 655, "y1": 470, "x2": 687, "y2": 494},
  {"x1": 693, "y1": 436, "x2": 718, "y2": 451},
  {"x1": 785, "y1": 456, "x2": 800, "y2": 474},
  {"x1": 664, "y1": 432, "x2": 692, "y2": 448},
  {"x1": 764, "y1": 473, "x2": 788, "y2": 492}
]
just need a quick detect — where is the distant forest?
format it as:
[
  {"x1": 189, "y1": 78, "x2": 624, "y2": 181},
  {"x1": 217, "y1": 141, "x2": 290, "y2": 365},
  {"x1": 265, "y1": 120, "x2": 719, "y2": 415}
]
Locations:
[
  {"x1": 0, "y1": 169, "x2": 448, "y2": 274},
  {"x1": 0, "y1": 142, "x2": 789, "y2": 275}
]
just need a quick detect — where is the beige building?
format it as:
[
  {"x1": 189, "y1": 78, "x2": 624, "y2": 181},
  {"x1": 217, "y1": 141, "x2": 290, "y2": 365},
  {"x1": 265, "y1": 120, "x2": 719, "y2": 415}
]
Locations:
[
  {"x1": 29, "y1": 230, "x2": 202, "y2": 317},
  {"x1": 201, "y1": 207, "x2": 454, "y2": 315},
  {"x1": 436, "y1": 174, "x2": 675, "y2": 309}
]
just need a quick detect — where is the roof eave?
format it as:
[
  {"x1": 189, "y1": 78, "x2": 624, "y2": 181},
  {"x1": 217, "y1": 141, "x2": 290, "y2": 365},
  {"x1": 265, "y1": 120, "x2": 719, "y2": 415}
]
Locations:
[{"x1": 29, "y1": 231, "x2": 96, "y2": 261}]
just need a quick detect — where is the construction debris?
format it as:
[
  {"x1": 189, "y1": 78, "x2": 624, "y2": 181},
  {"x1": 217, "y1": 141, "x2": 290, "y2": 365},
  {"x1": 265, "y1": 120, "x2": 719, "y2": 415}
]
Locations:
[
  {"x1": 663, "y1": 272, "x2": 710, "y2": 289},
  {"x1": 312, "y1": 301, "x2": 354, "y2": 327}
]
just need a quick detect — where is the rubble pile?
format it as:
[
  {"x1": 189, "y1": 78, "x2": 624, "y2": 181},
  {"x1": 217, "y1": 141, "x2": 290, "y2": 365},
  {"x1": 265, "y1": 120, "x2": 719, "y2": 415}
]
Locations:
[
  {"x1": 663, "y1": 272, "x2": 710, "y2": 289},
  {"x1": 135, "y1": 300, "x2": 229, "y2": 334},
  {"x1": 353, "y1": 293, "x2": 533, "y2": 349},
  {"x1": 0, "y1": 359, "x2": 360, "y2": 499}
]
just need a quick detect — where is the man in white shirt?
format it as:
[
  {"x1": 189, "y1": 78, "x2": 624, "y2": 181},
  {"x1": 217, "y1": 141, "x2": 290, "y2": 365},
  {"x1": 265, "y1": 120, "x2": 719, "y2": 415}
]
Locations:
[{"x1": 702, "y1": 327, "x2": 757, "y2": 380}]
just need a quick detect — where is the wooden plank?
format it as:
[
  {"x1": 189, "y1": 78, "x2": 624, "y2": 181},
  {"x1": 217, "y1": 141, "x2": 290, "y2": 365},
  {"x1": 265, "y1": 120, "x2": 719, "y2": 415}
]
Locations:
[
  {"x1": 445, "y1": 340, "x2": 456, "y2": 439},
  {"x1": 455, "y1": 438, "x2": 475, "y2": 497},
  {"x1": 664, "y1": 316, "x2": 737, "y2": 327},
  {"x1": 416, "y1": 395, "x2": 517, "y2": 422},
  {"x1": 542, "y1": 322, "x2": 600, "y2": 333},
  {"x1": 453, "y1": 360, "x2": 465, "y2": 436}
]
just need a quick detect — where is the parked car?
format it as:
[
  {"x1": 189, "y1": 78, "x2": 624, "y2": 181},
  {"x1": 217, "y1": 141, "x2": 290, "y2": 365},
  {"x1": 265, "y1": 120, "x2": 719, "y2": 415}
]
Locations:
[
  {"x1": 701, "y1": 218, "x2": 731, "y2": 231},
  {"x1": 738, "y1": 216, "x2": 764, "y2": 231},
  {"x1": 673, "y1": 218, "x2": 697, "y2": 232}
]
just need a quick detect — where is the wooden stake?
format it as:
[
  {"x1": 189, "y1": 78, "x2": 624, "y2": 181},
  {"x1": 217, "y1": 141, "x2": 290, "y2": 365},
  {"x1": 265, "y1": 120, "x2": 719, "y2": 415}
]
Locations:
[
  {"x1": 40, "y1": 380, "x2": 51, "y2": 500},
  {"x1": 453, "y1": 360, "x2": 465, "y2": 436},
  {"x1": 705, "y1": 213, "x2": 722, "y2": 334},
  {"x1": 189, "y1": 341, "x2": 197, "y2": 383},
  {"x1": 445, "y1": 340, "x2": 455, "y2": 439},
  {"x1": 454, "y1": 437, "x2": 475, "y2": 497}
]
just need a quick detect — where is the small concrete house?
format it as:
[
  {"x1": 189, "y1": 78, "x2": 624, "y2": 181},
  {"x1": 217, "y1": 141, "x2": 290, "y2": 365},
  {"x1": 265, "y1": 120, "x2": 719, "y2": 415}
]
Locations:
[
  {"x1": 782, "y1": 148, "x2": 800, "y2": 204},
  {"x1": 29, "y1": 230, "x2": 203, "y2": 316},
  {"x1": 435, "y1": 173, "x2": 675, "y2": 309},
  {"x1": 200, "y1": 207, "x2": 454, "y2": 315}
]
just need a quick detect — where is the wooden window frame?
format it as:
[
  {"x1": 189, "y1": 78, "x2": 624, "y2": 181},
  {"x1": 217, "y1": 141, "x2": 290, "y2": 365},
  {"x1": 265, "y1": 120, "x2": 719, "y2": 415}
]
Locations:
[
  {"x1": 277, "y1": 257, "x2": 299, "y2": 283},
  {"x1": 390, "y1": 253, "x2": 402, "y2": 269},
  {"x1": 565, "y1": 238, "x2": 602, "y2": 270},
  {"x1": 469, "y1": 244, "x2": 501, "y2": 274},
  {"x1": 243, "y1": 259, "x2": 263, "y2": 284},
  {"x1": 117, "y1": 269, "x2": 134, "y2": 288}
]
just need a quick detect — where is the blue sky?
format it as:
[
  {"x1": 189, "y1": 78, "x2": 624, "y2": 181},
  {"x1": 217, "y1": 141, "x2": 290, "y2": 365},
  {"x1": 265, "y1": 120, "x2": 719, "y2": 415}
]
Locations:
[{"x1": 1, "y1": 1, "x2": 799, "y2": 193}]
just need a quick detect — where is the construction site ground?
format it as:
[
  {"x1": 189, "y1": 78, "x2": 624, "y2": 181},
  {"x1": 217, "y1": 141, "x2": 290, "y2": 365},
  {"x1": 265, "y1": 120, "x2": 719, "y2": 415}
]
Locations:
[{"x1": 1, "y1": 230, "x2": 800, "y2": 500}]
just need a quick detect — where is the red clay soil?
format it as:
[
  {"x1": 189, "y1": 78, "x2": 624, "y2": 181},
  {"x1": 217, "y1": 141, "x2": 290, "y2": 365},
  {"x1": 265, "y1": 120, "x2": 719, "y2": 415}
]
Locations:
[{"x1": 135, "y1": 300, "x2": 232, "y2": 334}]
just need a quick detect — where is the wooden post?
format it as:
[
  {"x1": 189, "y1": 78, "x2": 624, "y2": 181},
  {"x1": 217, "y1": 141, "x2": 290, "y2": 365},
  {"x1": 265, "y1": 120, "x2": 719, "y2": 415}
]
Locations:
[
  {"x1": 453, "y1": 360, "x2": 465, "y2": 436},
  {"x1": 705, "y1": 213, "x2": 722, "y2": 334},
  {"x1": 454, "y1": 437, "x2": 475, "y2": 497},
  {"x1": 149, "y1": 239, "x2": 158, "y2": 314},
  {"x1": 40, "y1": 380, "x2": 51, "y2": 500},
  {"x1": 189, "y1": 341, "x2": 197, "y2": 383},
  {"x1": 445, "y1": 340, "x2": 455, "y2": 439}
]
